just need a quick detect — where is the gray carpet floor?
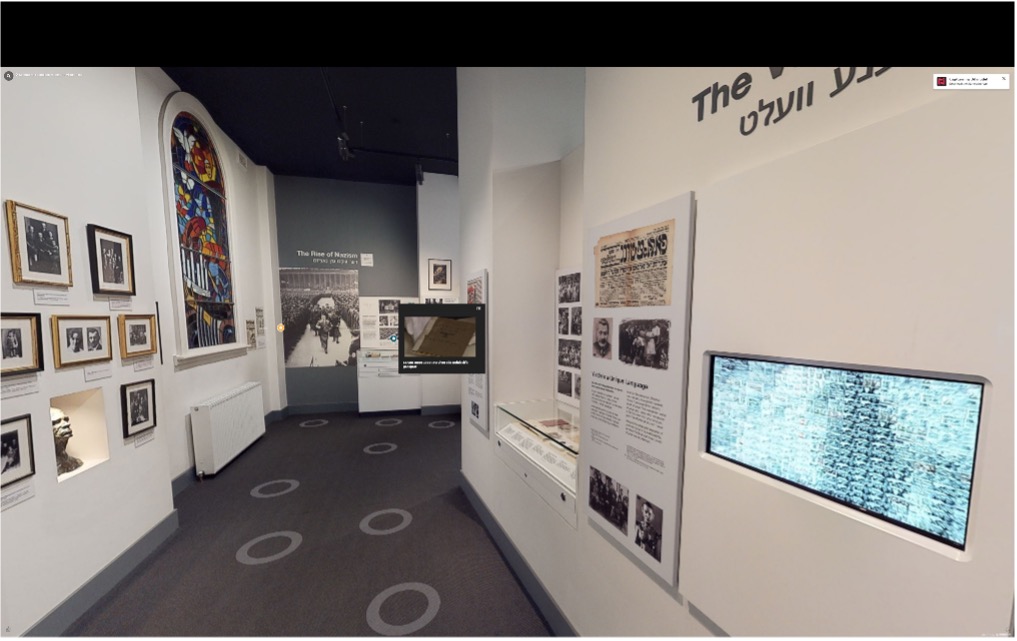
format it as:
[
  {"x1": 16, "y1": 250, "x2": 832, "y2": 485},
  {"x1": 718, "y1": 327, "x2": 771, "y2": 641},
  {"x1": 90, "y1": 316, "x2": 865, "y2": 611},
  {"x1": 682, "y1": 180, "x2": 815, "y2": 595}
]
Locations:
[{"x1": 65, "y1": 412, "x2": 552, "y2": 637}]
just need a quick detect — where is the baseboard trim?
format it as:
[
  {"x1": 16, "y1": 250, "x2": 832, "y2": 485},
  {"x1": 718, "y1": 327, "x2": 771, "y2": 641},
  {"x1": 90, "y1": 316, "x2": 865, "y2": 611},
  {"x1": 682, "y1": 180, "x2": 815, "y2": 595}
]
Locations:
[
  {"x1": 24, "y1": 510, "x2": 179, "y2": 636},
  {"x1": 459, "y1": 472, "x2": 576, "y2": 637},
  {"x1": 287, "y1": 402, "x2": 359, "y2": 415},
  {"x1": 171, "y1": 469, "x2": 197, "y2": 497},
  {"x1": 265, "y1": 407, "x2": 289, "y2": 424},
  {"x1": 421, "y1": 404, "x2": 460, "y2": 415}
]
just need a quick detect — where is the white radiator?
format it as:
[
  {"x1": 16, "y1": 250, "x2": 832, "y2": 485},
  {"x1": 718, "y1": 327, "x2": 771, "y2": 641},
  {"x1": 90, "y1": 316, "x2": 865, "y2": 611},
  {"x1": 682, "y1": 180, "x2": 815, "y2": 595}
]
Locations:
[{"x1": 190, "y1": 382, "x2": 265, "y2": 477}]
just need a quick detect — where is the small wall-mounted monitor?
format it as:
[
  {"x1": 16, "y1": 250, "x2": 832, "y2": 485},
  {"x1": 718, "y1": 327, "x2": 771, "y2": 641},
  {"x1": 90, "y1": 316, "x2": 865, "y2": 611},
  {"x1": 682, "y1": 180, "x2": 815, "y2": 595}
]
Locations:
[
  {"x1": 398, "y1": 304, "x2": 486, "y2": 374},
  {"x1": 707, "y1": 353, "x2": 984, "y2": 550}
]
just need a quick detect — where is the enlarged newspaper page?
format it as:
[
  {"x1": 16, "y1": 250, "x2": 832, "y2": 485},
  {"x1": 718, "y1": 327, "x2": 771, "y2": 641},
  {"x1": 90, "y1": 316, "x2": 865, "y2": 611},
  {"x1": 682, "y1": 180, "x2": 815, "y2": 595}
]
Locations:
[{"x1": 595, "y1": 219, "x2": 675, "y2": 308}]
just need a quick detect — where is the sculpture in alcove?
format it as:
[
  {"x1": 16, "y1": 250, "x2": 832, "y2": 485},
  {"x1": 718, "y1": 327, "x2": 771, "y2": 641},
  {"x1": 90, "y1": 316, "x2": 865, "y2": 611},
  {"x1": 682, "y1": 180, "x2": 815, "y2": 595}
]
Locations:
[{"x1": 51, "y1": 407, "x2": 83, "y2": 475}]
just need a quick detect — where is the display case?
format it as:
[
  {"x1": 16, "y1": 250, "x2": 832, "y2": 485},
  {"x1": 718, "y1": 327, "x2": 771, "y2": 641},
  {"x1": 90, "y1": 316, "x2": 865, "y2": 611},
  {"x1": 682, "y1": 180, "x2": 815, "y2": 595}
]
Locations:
[{"x1": 495, "y1": 399, "x2": 580, "y2": 526}]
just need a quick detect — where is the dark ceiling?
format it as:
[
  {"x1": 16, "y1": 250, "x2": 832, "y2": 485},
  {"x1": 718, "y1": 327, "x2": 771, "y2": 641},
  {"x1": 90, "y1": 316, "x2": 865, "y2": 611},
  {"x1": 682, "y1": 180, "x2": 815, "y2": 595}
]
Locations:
[{"x1": 160, "y1": 67, "x2": 458, "y2": 187}]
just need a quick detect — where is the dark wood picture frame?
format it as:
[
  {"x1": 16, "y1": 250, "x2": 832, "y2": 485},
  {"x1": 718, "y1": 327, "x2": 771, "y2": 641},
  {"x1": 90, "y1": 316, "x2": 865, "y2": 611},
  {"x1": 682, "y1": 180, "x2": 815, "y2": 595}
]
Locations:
[
  {"x1": 86, "y1": 224, "x2": 136, "y2": 296},
  {"x1": 121, "y1": 379, "x2": 157, "y2": 438},
  {"x1": 1, "y1": 312, "x2": 44, "y2": 377},
  {"x1": 1, "y1": 414, "x2": 36, "y2": 488}
]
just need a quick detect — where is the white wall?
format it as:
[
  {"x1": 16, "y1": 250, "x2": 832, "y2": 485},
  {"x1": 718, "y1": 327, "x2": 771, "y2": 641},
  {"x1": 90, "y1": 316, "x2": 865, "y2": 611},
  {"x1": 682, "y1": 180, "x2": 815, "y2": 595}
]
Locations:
[
  {"x1": 0, "y1": 67, "x2": 175, "y2": 636},
  {"x1": 417, "y1": 172, "x2": 461, "y2": 407},
  {"x1": 459, "y1": 66, "x2": 1013, "y2": 635},
  {"x1": 135, "y1": 68, "x2": 284, "y2": 479}
]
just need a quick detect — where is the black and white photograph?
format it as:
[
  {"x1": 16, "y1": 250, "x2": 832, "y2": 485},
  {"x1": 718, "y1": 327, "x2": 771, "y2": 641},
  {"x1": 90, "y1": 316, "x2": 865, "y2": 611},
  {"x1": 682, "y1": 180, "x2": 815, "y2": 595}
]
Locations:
[
  {"x1": 428, "y1": 258, "x2": 452, "y2": 291},
  {"x1": 86, "y1": 224, "x2": 136, "y2": 295},
  {"x1": 86, "y1": 326, "x2": 104, "y2": 353},
  {"x1": 130, "y1": 325, "x2": 148, "y2": 346},
  {"x1": 280, "y1": 268, "x2": 360, "y2": 368},
  {"x1": 87, "y1": 329, "x2": 104, "y2": 354},
  {"x1": 634, "y1": 495, "x2": 663, "y2": 562},
  {"x1": 380, "y1": 327, "x2": 399, "y2": 342},
  {"x1": 379, "y1": 299, "x2": 400, "y2": 314},
  {"x1": 557, "y1": 369, "x2": 573, "y2": 396},
  {"x1": 3, "y1": 328, "x2": 22, "y2": 359},
  {"x1": 589, "y1": 466, "x2": 629, "y2": 535},
  {"x1": 558, "y1": 338, "x2": 581, "y2": 369},
  {"x1": 570, "y1": 306, "x2": 582, "y2": 335},
  {"x1": 593, "y1": 317, "x2": 612, "y2": 360},
  {"x1": 558, "y1": 307, "x2": 569, "y2": 335},
  {"x1": 1, "y1": 414, "x2": 35, "y2": 488},
  {"x1": 118, "y1": 314, "x2": 157, "y2": 358},
  {"x1": 66, "y1": 328, "x2": 84, "y2": 354},
  {"x1": 471, "y1": 401, "x2": 480, "y2": 419},
  {"x1": 379, "y1": 315, "x2": 393, "y2": 327},
  {"x1": 558, "y1": 272, "x2": 580, "y2": 304},
  {"x1": 574, "y1": 374, "x2": 581, "y2": 400},
  {"x1": 121, "y1": 379, "x2": 156, "y2": 438},
  {"x1": 26, "y1": 217, "x2": 61, "y2": 275},
  {"x1": 100, "y1": 239, "x2": 124, "y2": 285},
  {"x1": 51, "y1": 315, "x2": 112, "y2": 368},
  {"x1": 246, "y1": 320, "x2": 257, "y2": 348},
  {"x1": 1, "y1": 313, "x2": 44, "y2": 378},
  {"x1": 6, "y1": 200, "x2": 73, "y2": 287},
  {"x1": 618, "y1": 319, "x2": 671, "y2": 370}
]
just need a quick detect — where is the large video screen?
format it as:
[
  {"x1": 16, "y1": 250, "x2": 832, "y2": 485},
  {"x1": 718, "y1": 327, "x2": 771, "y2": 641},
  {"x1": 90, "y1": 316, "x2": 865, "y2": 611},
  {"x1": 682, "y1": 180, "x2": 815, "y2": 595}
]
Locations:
[
  {"x1": 398, "y1": 304, "x2": 486, "y2": 374},
  {"x1": 707, "y1": 354, "x2": 984, "y2": 549}
]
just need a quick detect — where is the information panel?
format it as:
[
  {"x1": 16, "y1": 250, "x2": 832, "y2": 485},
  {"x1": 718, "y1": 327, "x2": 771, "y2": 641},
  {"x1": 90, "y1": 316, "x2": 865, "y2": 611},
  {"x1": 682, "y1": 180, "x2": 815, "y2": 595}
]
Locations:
[{"x1": 580, "y1": 192, "x2": 695, "y2": 586}]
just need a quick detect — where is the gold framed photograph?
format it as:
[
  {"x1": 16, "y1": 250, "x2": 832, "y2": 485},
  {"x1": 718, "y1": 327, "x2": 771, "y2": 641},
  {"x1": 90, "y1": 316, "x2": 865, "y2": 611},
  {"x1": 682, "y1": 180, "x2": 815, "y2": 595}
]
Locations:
[
  {"x1": 87, "y1": 224, "x2": 136, "y2": 296},
  {"x1": 5, "y1": 200, "x2": 73, "y2": 287},
  {"x1": 118, "y1": 314, "x2": 157, "y2": 358},
  {"x1": 1, "y1": 312, "x2": 44, "y2": 377},
  {"x1": 51, "y1": 315, "x2": 112, "y2": 368}
]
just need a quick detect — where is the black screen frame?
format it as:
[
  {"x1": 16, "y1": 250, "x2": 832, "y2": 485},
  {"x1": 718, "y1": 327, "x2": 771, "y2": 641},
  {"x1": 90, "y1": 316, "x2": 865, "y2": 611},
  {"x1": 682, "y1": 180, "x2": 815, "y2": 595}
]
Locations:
[{"x1": 398, "y1": 303, "x2": 486, "y2": 374}]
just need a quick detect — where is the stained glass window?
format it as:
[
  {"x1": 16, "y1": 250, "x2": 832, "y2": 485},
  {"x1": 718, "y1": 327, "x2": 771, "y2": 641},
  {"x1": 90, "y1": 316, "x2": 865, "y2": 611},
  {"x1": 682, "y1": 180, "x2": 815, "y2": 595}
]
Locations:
[{"x1": 169, "y1": 112, "x2": 236, "y2": 349}]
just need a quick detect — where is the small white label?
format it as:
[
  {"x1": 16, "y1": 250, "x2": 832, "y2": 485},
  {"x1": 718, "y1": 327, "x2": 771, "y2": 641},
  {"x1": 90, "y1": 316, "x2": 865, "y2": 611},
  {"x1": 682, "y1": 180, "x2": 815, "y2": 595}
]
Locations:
[
  {"x1": 1, "y1": 376, "x2": 39, "y2": 399},
  {"x1": 134, "y1": 430, "x2": 155, "y2": 447},
  {"x1": 108, "y1": 297, "x2": 132, "y2": 311},
  {"x1": 361, "y1": 253, "x2": 374, "y2": 267},
  {"x1": 84, "y1": 362, "x2": 113, "y2": 381},
  {"x1": 133, "y1": 357, "x2": 154, "y2": 372},
  {"x1": 33, "y1": 289, "x2": 70, "y2": 305},
  {"x1": 1, "y1": 482, "x2": 35, "y2": 511},
  {"x1": 256, "y1": 334, "x2": 266, "y2": 349}
]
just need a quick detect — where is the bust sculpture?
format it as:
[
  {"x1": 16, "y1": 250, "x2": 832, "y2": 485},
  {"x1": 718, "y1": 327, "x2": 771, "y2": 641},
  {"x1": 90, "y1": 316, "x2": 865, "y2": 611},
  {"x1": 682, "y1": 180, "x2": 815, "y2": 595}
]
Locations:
[{"x1": 51, "y1": 407, "x2": 83, "y2": 475}]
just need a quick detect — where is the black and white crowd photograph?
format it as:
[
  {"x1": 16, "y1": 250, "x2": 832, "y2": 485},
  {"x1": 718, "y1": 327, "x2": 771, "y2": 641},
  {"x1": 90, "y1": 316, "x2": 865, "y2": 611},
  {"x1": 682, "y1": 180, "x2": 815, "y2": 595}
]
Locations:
[
  {"x1": 557, "y1": 369, "x2": 573, "y2": 396},
  {"x1": 558, "y1": 272, "x2": 580, "y2": 304},
  {"x1": 558, "y1": 338, "x2": 581, "y2": 369},
  {"x1": 280, "y1": 268, "x2": 361, "y2": 367},
  {"x1": 589, "y1": 466, "x2": 629, "y2": 535},
  {"x1": 570, "y1": 306, "x2": 582, "y2": 335},
  {"x1": 618, "y1": 319, "x2": 670, "y2": 370},
  {"x1": 634, "y1": 495, "x2": 663, "y2": 562},
  {"x1": 379, "y1": 299, "x2": 399, "y2": 314}
]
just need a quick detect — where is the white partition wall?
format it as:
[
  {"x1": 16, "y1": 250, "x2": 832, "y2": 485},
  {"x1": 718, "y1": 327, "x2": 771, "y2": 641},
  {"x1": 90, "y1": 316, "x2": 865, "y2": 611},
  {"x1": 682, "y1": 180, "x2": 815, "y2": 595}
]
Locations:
[{"x1": 680, "y1": 93, "x2": 1013, "y2": 636}]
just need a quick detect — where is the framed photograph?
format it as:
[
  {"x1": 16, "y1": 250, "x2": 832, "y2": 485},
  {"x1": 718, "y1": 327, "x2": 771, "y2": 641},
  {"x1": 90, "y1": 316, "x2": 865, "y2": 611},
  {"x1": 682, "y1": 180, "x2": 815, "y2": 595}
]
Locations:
[
  {"x1": 1, "y1": 414, "x2": 35, "y2": 488},
  {"x1": 428, "y1": 258, "x2": 452, "y2": 291},
  {"x1": 118, "y1": 314, "x2": 157, "y2": 358},
  {"x1": 5, "y1": 200, "x2": 73, "y2": 287},
  {"x1": 1, "y1": 312, "x2": 44, "y2": 377},
  {"x1": 51, "y1": 315, "x2": 112, "y2": 368},
  {"x1": 121, "y1": 379, "x2": 156, "y2": 438},
  {"x1": 86, "y1": 224, "x2": 136, "y2": 296}
]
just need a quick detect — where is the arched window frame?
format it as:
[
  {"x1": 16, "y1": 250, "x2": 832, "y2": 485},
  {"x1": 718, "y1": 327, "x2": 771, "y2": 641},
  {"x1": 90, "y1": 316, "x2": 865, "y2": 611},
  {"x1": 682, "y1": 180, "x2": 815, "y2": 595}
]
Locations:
[{"x1": 159, "y1": 93, "x2": 244, "y2": 364}]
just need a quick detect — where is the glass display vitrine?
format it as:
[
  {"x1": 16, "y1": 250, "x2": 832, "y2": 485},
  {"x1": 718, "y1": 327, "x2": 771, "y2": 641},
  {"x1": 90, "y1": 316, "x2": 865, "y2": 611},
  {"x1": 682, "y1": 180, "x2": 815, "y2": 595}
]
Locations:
[{"x1": 495, "y1": 399, "x2": 579, "y2": 496}]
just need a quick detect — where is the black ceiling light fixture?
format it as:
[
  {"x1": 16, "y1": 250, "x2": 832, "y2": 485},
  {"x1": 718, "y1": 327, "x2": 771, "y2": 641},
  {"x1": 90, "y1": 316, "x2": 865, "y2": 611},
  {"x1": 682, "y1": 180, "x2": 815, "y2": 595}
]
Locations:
[{"x1": 320, "y1": 67, "x2": 456, "y2": 184}]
